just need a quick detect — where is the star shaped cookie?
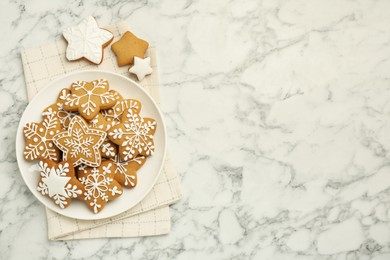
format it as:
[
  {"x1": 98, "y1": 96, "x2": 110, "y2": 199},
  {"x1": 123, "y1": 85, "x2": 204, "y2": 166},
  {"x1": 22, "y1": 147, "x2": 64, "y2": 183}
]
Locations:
[
  {"x1": 63, "y1": 16, "x2": 113, "y2": 64},
  {"x1": 64, "y1": 79, "x2": 116, "y2": 120},
  {"x1": 107, "y1": 108, "x2": 157, "y2": 161},
  {"x1": 23, "y1": 113, "x2": 62, "y2": 162},
  {"x1": 37, "y1": 159, "x2": 84, "y2": 209},
  {"x1": 78, "y1": 160, "x2": 123, "y2": 213},
  {"x1": 129, "y1": 57, "x2": 153, "y2": 81},
  {"x1": 88, "y1": 113, "x2": 118, "y2": 159},
  {"x1": 111, "y1": 31, "x2": 149, "y2": 66},
  {"x1": 53, "y1": 116, "x2": 106, "y2": 167},
  {"x1": 110, "y1": 154, "x2": 146, "y2": 188}
]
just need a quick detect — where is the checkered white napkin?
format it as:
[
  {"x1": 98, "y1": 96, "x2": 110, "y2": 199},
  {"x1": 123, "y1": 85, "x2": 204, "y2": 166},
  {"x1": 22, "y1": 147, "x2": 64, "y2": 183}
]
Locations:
[{"x1": 20, "y1": 21, "x2": 182, "y2": 240}]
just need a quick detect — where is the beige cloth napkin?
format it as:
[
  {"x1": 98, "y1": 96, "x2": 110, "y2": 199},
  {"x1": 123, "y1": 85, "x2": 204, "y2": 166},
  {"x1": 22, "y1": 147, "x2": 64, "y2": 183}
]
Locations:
[{"x1": 20, "y1": 21, "x2": 182, "y2": 240}]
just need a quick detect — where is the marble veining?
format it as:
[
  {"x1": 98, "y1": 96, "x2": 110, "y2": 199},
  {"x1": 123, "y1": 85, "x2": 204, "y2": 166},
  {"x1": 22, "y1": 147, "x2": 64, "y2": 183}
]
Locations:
[{"x1": 1, "y1": 0, "x2": 390, "y2": 259}]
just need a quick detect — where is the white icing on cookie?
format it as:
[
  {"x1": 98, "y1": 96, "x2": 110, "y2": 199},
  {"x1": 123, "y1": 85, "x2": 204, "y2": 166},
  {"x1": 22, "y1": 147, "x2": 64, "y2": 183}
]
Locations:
[
  {"x1": 129, "y1": 56, "x2": 153, "y2": 81},
  {"x1": 63, "y1": 16, "x2": 113, "y2": 64}
]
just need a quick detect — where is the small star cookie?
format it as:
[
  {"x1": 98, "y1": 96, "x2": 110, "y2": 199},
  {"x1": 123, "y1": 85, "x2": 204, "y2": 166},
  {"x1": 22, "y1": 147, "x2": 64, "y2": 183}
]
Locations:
[
  {"x1": 63, "y1": 16, "x2": 113, "y2": 65},
  {"x1": 64, "y1": 79, "x2": 116, "y2": 120},
  {"x1": 111, "y1": 31, "x2": 149, "y2": 66},
  {"x1": 53, "y1": 116, "x2": 106, "y2": 167},
  {"x1": 110, "y1": 154, "x2": 146, "y2": 188},
  {"x1": 129, "y1": 57, "x2": 153, "y2": 81},
  {"x1": 37, "y1": 159, "x2": 84, "y2": 209},
  {"x1": 77, "y1": 160, "x2": 123, "y2": 214},
  {"x1": 107, "y1": 108, "x2": 157, "y2": 161},
  {"x1": 23, "y1": 113, "x2": 62, "y2": 162}
]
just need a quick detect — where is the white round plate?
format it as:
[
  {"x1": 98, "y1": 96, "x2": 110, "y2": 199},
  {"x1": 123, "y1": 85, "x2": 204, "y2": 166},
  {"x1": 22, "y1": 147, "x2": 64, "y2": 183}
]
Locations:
[{"x1": 16, "y1": 70, "x2": 166, "y2": 220}]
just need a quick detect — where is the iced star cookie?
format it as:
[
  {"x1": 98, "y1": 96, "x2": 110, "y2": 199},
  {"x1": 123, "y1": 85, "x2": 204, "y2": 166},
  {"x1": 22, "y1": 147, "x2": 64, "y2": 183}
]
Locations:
[
  {"x1": 63, "y1": 16, "x2": 113, "y2": 65},
  {"x1": 101, "y1": 99, "x2": 141, "y2": 125},
  {"x1": 107, "y1": 108, "x2": 157, "y2": 161},
  {"x1": 88, "y1": 113, "x2": 117, "y2": 158},
  {"x1": 77, "y1": 160, "x2": 123, "y2": 213},
  {"x1": 23, "y1": 113, "x2": 61, "y2": 162},
  {"x1": 37, "y1": 159, "x2": 84, "y2": 209},
  {"x1": 42, "y1": 88, "x2": 78, "y2": 129},
  {"x1": 110, "y1": 155, "x2": 146, "y2": 188},
  {"x1": 111, "y1": 31, "x2": 149, "y2": 66},
  {"x1": 129, "y1": 56, "x2": 153, "y2": 81},
  {"x1": 64, "y1": 79, "x2": 116, "y2": 120},
  {"x1": 52, "y1": 116, "x2": 106, "y2": 167}
]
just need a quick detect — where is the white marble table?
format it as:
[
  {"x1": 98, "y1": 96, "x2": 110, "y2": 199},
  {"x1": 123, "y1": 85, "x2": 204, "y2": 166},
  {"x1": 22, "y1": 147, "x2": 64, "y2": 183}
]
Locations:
[{"x1": 1, "y1": 0, "x2": 390, "y2": 259}]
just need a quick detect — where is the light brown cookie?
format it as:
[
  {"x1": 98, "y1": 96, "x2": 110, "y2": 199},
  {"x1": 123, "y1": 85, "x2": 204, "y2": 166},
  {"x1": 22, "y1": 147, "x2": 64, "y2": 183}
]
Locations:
[
  {"x1": 37, "y1": 159, "x2": 84, "y2": 209},
  {"x1": 107, "y1": 108, "x2": 157, "y2": 161},
  {"x1": 110, "y1": 154, "x2": 146, "y2": 188},
  {"x1": 88, "y1": 113, "x2": 117, "y2": 159},
  {"x1": 111, "y1": 31, "x2": 149, "y2": 66},
  {"x1": 23, "y1": 113, "x2": 62, "y2": 162},
  {"x1": 101, "y1": 99, "x2": 142, "y2": 125},
  {"x1": 42, "y1": 88, "x2": 78, "y2": 129},
  {"x1": 77, "y1": 160, "x2": 123, "y2": 213},
  {"x1": 64, "y1": 79, "x2": 116, "y2": 120},
  {"x1": 52, "y1": 116, "x2": 106, "y2": 167}
]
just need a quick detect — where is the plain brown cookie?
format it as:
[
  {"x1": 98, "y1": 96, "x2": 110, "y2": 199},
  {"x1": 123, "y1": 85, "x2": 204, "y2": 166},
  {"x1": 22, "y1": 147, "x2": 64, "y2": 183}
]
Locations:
[{"x1": 111, "y1": 31, "x2": 149, "y2": 66}]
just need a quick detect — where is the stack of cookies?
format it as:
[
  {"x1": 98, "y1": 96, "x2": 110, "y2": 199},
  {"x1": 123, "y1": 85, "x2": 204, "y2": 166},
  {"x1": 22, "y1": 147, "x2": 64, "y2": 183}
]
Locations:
[{"x1": 23, "y1": 79, "x2": 157, "y2": 214}]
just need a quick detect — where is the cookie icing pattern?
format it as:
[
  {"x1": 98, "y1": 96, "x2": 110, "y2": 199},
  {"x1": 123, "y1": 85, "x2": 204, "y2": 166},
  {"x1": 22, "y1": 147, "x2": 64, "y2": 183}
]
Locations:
[
  {"x1": 23, "y1": 113, "x2": 61, "y2": 161},
  {"x1": 110, "y1": 155, "x2": 146, "y2": 188},
  {"x1": 53, "y1": 116, "x2": 106, "y2": 167},
  {"x1": 37, "y1": 160, "x2": 83, "y2": 209},
  {"x1": 64, "y1": 79, "x2": 116, "y2": 120},
  {"x1": 108, "y1": 109, "x2": 157, "y2": 160},
  {"x1": 78, "y1": 161, "x2": 123, "y2": 213},
  {"x1": 63, "y1": 16, "x2": 113, "y2": 64},
  {"x1": 101, "y1": 99, "x2": 141, "y2": 125}
]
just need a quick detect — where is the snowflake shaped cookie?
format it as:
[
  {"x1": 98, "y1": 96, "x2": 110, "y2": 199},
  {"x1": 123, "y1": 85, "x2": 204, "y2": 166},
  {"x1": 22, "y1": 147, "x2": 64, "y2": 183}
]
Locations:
[
  {"x1": 23, "y1": 113, "x2": 62, "y2": 162},
  {"x1": 107, "y1": 109, "x2": 157, "y2": 161},
  {"x1": 64, "y1": 79, "x2": 116, "y2": 120},
  {"x1": 78, "y1": 160, "x2": 123, "y2": 213},
  {"x1": 53, "y1": 116, "x2": 106, "y2": 167},
  {"x1": 37, "y1": 159, "x2": 84, "y2": 209},
  {"x1": 63, "y1": 16, "x2": 113, "y2": 64},
  {"x1": 101, "y1": 99, "x2": 141, "y2": 125},
  {"x1": 42, "y1": 88, "x2": 78, "y2": 129},
  {"x1": 110, "y1": 154, "x2": 146, "y2": 188}
]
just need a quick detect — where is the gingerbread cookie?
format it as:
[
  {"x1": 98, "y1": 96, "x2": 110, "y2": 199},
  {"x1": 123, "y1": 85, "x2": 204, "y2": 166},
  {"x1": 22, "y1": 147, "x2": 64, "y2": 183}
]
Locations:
[
  {"x1": 129, "y1": 56, "x2": 153, "y2": 81},
  {"x1": 42, "y1": 88, "x2": 78, "y2": 129},
  {"x1": 53, "y1": 116, "x2": 106, "y2": 167},
  {"x1": 23, "y1": 113, "x2": 61, "y2": 162},
  {"x1": 107, "y1": 108, "x2": 157, "y2": 161},
  {"x1": 64, "y1": 79, "x2": 116, "y2": 120},
  {"x1": 111, "y1": 31, "x2": 149, "y2": 66},
  {"x1": 37, "y1": 159, "x2": 84, "y2": 209},
  {"x1": 88, "y1": 113, "x2": 117, "y2": 158},
  {"x1": 78, "y1": 160, "x2": 123, "y2": 213},
  {"x1": 101, "y1": 99, "x2": 141, "y2": 125},
  {"x1": 109, "y1": 89, "x2": 124, "y2": 102},
  {"x1": 63, "y1": 16, "x2": 113, "y2": 65},
  {"x1": 110, "y1": 155, "x2": 146, "y2": 188}
]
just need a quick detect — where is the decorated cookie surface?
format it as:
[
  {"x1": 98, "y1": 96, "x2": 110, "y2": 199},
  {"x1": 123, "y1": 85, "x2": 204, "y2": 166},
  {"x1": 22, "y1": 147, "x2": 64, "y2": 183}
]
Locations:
[
  {"x1": 37, "y1": 159, "x2": 84, "y2": 209},
  {"x1": 42, "y1": 88, "x2": 78, "y2": 129},
  {"x1": 78, "y1": 161, "x2": 123, "y2": 213},
  {"x1": 23, "y1": 113, "x2": 61, "y2": 162},
  {"x1": 64, "y1": 79, "x2": 116, "y2": 120},
  {"x1": 102, "y1": 99, "x2": 141, "y2": 125},
  {"x1": 129, "y1": 56, "x2": 153, "y2": 81},
  {"x1": 110, "y1": 155, "x2": 146, "y2": 188},
  {"x1": 52, "y1": 116, "x2": 106, "y2": 167},
  {"x1": 63, "y1": 16, "x2": 113, "y2": 65},
  {"x1": 107, "y1": 108, "x2": 157, "y2": 161},
  {"x1": 111, "y1": 31, "x2": 149, "y2": 66}
]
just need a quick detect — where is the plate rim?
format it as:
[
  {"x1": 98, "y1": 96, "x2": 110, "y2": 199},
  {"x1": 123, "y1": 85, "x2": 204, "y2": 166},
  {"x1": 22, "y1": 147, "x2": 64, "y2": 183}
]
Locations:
[{"x1": 15, "y1": 69, "x2": 167, "y2": 220}]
